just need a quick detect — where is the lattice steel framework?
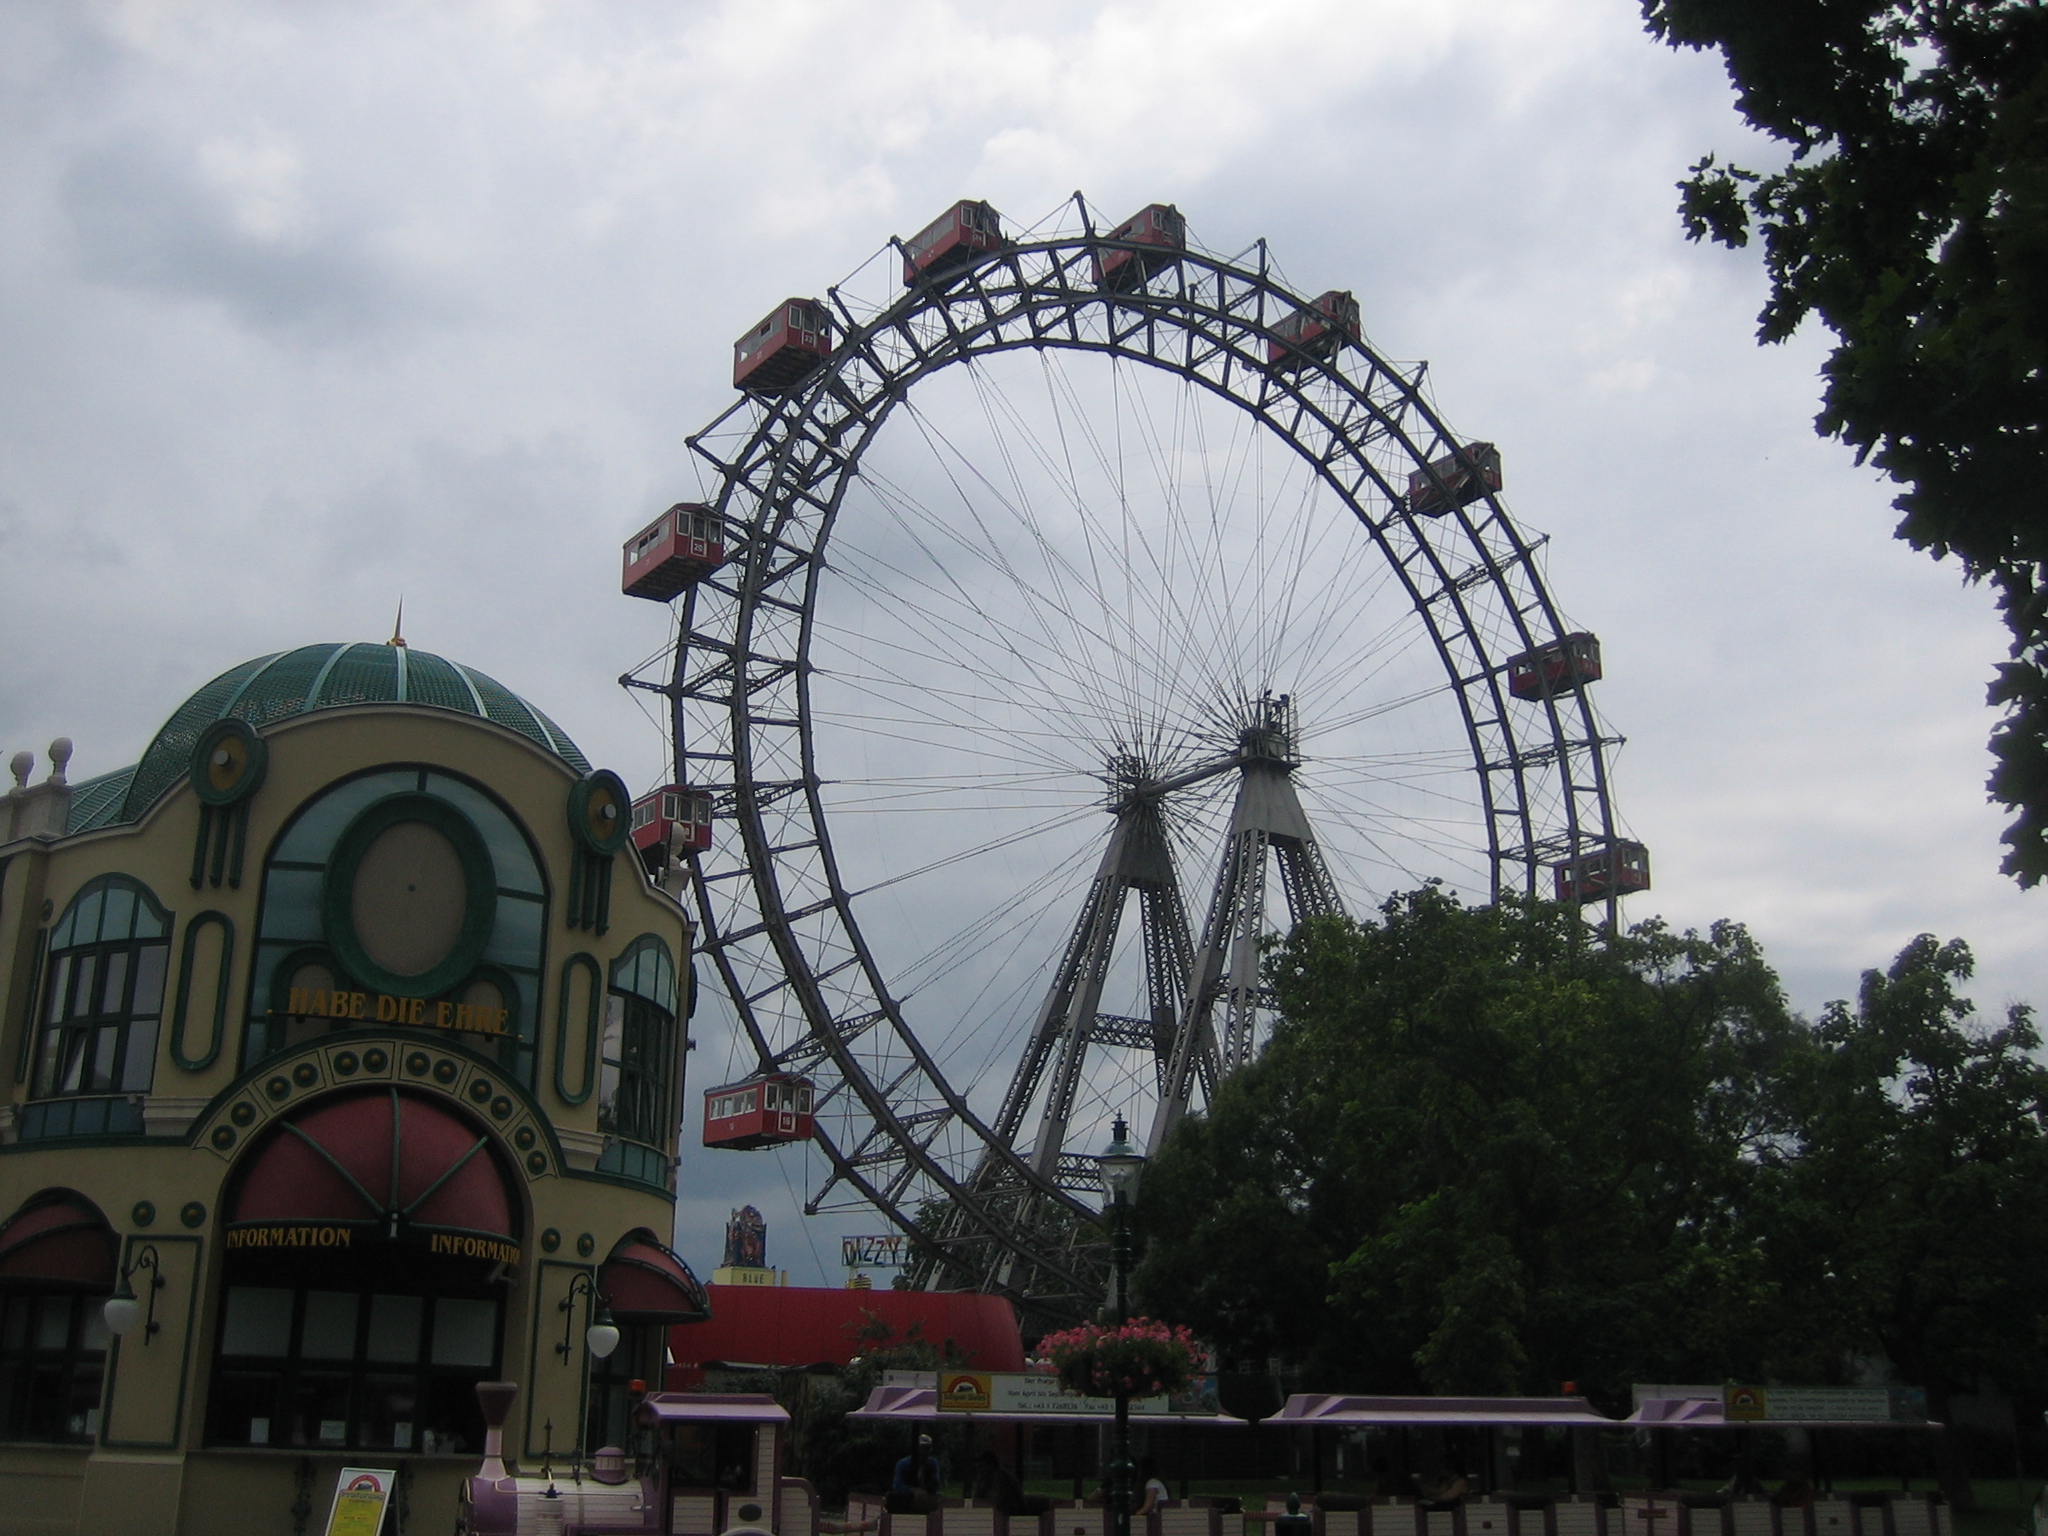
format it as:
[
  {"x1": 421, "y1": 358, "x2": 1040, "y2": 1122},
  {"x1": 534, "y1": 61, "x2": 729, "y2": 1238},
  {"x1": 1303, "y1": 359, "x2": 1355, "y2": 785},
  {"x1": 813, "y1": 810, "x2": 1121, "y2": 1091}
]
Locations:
[{"x1": 631, "y1": 200, "x2": 1625, "y2": 1321}]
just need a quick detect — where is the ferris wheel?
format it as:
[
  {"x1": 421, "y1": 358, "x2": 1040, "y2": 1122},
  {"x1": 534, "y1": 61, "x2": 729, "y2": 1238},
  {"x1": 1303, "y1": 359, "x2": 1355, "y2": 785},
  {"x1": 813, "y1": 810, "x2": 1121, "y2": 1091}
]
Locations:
[{"x1": 620, "y1": 194, "x2": 1643, "y2": 1323}]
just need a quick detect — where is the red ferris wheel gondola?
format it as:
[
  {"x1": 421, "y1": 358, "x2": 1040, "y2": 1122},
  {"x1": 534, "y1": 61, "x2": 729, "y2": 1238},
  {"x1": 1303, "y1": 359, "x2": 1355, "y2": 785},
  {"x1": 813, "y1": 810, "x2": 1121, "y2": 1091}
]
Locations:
[
  {"x1": 734, "y1": 298, "x2": 834, "y2": 395},
  {"x1": 1507, "y1": 632, "x2": 1603, "y2": 700},
  {"x1": 703, "y1": 1073, "x2": 815, "y2": 1150},
  {"x1": 631, "y1": 783, "x2": 712, "y2": 878},
  {"x1": 1094, "y1": 202, "x2": 1186, "y2": 291},
  {"x1": 1268, "y1": 289, "x2": 1360, "y2": 370},
  {"x1": 902, "y1": 200, "x2": 1006, "y2": 286},
  {"x1": 623, "y1": 504, "x2": 726, "y2": 602}
]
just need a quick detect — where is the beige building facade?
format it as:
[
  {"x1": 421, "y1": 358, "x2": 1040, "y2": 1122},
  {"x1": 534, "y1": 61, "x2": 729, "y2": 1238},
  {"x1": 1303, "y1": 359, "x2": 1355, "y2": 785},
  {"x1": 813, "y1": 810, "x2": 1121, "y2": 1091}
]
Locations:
[{"x1": 0, "y1": 641, "x2": 707, "y2": 1536}]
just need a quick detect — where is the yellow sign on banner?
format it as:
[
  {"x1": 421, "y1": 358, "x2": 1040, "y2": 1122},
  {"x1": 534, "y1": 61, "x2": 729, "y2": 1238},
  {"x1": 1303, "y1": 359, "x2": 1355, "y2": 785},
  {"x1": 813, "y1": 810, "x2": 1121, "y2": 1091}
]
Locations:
[
  {"x1": 1724, "y1": 1387, "x2": 1768, "y2": 1421},
  {"x1": 939, "y1": 1372, "x2": 993, "y2": 1412},
  {"x1": 934, "y1": 1371, "x2": 1173, "y2": 1415},
  {"x1": 324, "y1": 1467, "x2": 395, "y2": 1536}
]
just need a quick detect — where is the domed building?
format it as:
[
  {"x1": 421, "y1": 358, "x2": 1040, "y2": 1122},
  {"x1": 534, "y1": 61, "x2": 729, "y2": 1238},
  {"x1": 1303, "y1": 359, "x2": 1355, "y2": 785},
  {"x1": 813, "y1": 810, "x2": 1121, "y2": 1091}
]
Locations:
[{"x1": 0, "y1": 641, "x2": 708, "y2": 1536}]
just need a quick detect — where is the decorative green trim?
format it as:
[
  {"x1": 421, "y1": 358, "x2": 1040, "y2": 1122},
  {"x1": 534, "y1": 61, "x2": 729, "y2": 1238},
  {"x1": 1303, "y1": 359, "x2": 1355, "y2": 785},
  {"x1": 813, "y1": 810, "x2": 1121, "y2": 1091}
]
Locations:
[
  {"x1": 321, "y1": 792, "x2": 497, "y2": 999},
  {"x1": 468, "y1": 962, "x2": 524, "y2": 1040},
  {"x1": 169, "y1": 911, "x2": 235, "y2": 1071},
  {"x1": 176, "y1": 1029, "x2": 574, "y2": 1176},
  {"x1": 552, "y1": 953, "x2": 602, "y2": 1106},
  {"x1": 189, "y1": 718, "x2": 267, "y2": 808},
  {"x1": 50, "y1": 874, "x2": 171, "y2": 948},
  {"x1": 0, "y1": 1133, "x2": 158, "y2": 1152},
  {"x1": 265, "y1": 945, "x2": 342, "y2": 1013},
  {"x1": 100, "y1": 1233, "x2": 201, "y2": 1451},
  {"x1": 567, "y1": 771, "x2": 632, "y2": 857},
  {"x1": 13, "y1": 928, "x2": 46, "y2": 1086}
]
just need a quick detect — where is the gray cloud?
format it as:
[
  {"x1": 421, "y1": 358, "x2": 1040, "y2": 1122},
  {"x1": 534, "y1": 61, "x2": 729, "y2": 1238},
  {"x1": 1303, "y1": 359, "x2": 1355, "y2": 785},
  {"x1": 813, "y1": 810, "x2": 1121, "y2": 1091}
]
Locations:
[
  {"x1": 2, "y1": 0, "x2": 2038, "y2": 1283},
  {"x1": 60, "y1": 134, "x2": 430, "y2": 340}
]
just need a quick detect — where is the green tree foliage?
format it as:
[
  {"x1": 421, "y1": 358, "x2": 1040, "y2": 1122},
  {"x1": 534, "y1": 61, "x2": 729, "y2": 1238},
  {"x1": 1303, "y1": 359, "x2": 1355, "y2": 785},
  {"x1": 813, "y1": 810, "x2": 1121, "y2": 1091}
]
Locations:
[
  {"x1": 783, "y1": 1313, "x2": 974, "y2": 1506},
  {"x1": 1747, "y1": 936, "x2": 2048, "y2": 1452},
  {"x1": 1640, "y1": 0, "x2": 2048, "y2": 881},
  {"x1": 1132, "y1": 887, "x2": 1802, "y2": 1403},
  {"x1": 1132, "y1": 887, "x2": 2048, "y2": 1443}
]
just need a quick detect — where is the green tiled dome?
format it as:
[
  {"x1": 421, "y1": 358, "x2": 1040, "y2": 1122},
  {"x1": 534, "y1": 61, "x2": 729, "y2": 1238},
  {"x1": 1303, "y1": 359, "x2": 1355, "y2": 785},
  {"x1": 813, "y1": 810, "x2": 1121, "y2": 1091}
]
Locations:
[{"x1": 87, "y1": 644, "x2": 590, "y2": 830}]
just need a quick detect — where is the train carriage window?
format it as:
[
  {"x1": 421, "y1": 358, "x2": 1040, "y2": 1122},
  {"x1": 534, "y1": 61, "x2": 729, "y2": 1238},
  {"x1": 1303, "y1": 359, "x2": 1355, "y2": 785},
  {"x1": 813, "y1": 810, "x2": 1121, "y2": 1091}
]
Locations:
[{"x1": 667, "y1": 1421, "x2": 759, "y2": 1491}]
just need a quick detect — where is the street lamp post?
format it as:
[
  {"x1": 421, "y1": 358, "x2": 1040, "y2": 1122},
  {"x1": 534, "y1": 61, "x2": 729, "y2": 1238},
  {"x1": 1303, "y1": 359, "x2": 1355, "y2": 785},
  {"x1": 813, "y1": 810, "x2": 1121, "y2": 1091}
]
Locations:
[
  {"x1": 558, "y1": 1272, "x2": 621, "y2": 1466},
  {"x1": 102, "y1": 1246, "x2": 166, "y2": 1344},
  {"x1": 1097, "y1": 1117, "x2": 1147, "y2": 1536}
]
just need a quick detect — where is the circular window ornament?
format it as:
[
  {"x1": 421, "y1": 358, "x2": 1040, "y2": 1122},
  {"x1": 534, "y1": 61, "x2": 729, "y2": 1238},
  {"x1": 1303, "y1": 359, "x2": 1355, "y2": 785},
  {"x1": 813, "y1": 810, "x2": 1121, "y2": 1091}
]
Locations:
[
  {"x1": 323, "y1": 793, "x2": 497, "y2": 999},
  {"x1": 189, "y1": 718, "x2": 268, "y2": 807},
  {"x1": 568, "y1": 770, "x2": 632, "y2": 857}
]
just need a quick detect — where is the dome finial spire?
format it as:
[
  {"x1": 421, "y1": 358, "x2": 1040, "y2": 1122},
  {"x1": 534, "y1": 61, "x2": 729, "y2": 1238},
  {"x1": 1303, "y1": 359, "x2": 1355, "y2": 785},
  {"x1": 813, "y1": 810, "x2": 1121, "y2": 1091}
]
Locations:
[{"x1": 388, "y1": 598, "x2": 407, "y2": 649}]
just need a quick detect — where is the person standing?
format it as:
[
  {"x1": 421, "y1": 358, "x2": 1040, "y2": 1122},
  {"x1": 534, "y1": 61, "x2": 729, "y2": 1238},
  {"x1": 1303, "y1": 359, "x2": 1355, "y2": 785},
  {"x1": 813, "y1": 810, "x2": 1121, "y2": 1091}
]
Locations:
[{"x1": 891, "y1": 1434, "x2": 942, "y2": 1513}]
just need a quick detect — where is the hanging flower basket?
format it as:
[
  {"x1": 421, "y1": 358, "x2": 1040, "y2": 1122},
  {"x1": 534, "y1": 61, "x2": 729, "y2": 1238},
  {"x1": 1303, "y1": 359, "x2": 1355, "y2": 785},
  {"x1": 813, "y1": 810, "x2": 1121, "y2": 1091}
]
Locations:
[{"x1": 1039, "y1": 1319, "x2": 1203, "y2": 1400}]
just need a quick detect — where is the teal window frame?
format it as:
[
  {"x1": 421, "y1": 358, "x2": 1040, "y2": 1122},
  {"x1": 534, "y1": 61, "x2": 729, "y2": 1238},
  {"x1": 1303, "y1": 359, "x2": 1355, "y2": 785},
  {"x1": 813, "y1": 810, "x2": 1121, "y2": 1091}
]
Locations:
[
  {"x1": 242, "y1": 768, "x2": 549, "y2": 1087},
  {"x1": 32, "y1": 875, "x2": 171, "y2": 1104},
  {"x1": 597, "y1": 936, "x2": 681, "y2": 1185},
  {"x1": 321, "y1": 792, "x2": 498, "y2": 999}
]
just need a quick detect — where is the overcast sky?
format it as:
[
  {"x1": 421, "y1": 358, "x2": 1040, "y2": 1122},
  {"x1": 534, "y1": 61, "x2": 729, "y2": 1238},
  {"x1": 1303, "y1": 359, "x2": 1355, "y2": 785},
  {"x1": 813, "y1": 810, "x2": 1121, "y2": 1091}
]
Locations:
[{"x1": 2, "y1": 1, "x2": 2036, "y2": 1286}]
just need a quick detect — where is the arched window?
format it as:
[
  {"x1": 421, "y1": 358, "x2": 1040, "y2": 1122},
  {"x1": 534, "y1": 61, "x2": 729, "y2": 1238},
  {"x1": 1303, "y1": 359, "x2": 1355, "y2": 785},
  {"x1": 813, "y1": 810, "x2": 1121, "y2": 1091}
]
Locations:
[
  {"x1": 0, "y1": 1190, "x2": 117, "y2": 1442},
  {"x1": 27, "y1": 876, "x2": 170, "y2": 1138},
  {"x1": 597, "y1": 936, "x2": 679, "y2": 1189},
  {"x1": 246, "y1": 767, "x2": 547, "y2": 1088},
  {"x1": 207, "y1": 1089, "x2": 517, "y2": 1454}
]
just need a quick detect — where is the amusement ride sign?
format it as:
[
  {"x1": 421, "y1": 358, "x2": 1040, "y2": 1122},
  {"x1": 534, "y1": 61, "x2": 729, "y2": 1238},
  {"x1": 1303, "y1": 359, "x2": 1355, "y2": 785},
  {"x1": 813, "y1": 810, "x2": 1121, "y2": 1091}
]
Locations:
[
  {"x1": 842, "y1": 1234, "x2": 906, "y2": 1268},
  {"x1": 321, "y1": 1468, "x2": 396, "y2": 1536}
]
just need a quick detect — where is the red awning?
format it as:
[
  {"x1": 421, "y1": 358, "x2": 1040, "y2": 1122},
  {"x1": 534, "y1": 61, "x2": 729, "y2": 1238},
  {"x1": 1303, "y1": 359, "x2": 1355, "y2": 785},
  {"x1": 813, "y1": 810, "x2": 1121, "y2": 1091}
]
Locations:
[
  {"x1": 603, "y1": 1234, "x2": 711, "y2": 1324},
  {"x1": 0, "y1": 1194, "x2": 116, "y2": 1290},
  {"x1": 670, "y1": 1284, "x2": 1024, "y2": 1372},
  {"x1": 231, "y1": 1087, "x2": 515, "y2": 1244}
]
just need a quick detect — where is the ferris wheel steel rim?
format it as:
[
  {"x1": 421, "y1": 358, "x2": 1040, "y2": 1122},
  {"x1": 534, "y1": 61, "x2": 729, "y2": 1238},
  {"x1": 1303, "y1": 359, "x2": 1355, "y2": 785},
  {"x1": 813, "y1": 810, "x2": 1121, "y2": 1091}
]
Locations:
[{"x1": 665, "y1": 216, "x2": 1623, "y2": 1309}]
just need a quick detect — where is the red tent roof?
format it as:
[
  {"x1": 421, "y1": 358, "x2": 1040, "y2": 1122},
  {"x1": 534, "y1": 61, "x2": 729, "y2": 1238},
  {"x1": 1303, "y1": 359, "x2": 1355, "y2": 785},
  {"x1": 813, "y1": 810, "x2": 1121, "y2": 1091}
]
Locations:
[{"x1": 670, "y1": 1285, "x2": 1024, "y2": 1373}]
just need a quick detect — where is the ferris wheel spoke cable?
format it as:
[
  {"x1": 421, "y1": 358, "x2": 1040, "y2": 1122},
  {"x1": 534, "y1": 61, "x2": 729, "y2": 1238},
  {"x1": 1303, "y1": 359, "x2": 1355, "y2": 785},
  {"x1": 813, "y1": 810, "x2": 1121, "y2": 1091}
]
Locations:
[
  {"x1": 827, "y1": 524, "x2": 1245, "y2": 786},
  {"x1": 887, "y1": 408, "x2": 1201, "y2": 734},
  {"x1": 839, "y1": 496, "x2": 1167, "y2": 758},
  {"x1": 844, "y1": 802, "x2": 1100, "y2": 903},
  {"x1": 890, "y1": 836, "x2": 1100, "y2": 999},
  {"x1": 1001, "y1": 355, "x2": 1226, "y2": 709},
  {"x1": 810, "y1": 603, "x2": 1120, "y2": 750},
  {"x1": 1120, "y1": 360, "x2": 1260, "y2": 689},
  {"x1": 895, "y1": 406, "x2": 1142, "y2": 725}
]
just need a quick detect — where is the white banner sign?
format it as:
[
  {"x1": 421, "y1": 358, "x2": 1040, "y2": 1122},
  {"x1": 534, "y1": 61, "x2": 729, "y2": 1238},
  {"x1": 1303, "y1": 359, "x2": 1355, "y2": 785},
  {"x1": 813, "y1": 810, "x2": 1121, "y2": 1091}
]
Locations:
[
  {"x1": 938, "y1": 1371, "x2": 1170, "y2": 1415},
  {"x1": 843, "y1": 1234, "x2": 907, "y2": 1268}
]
